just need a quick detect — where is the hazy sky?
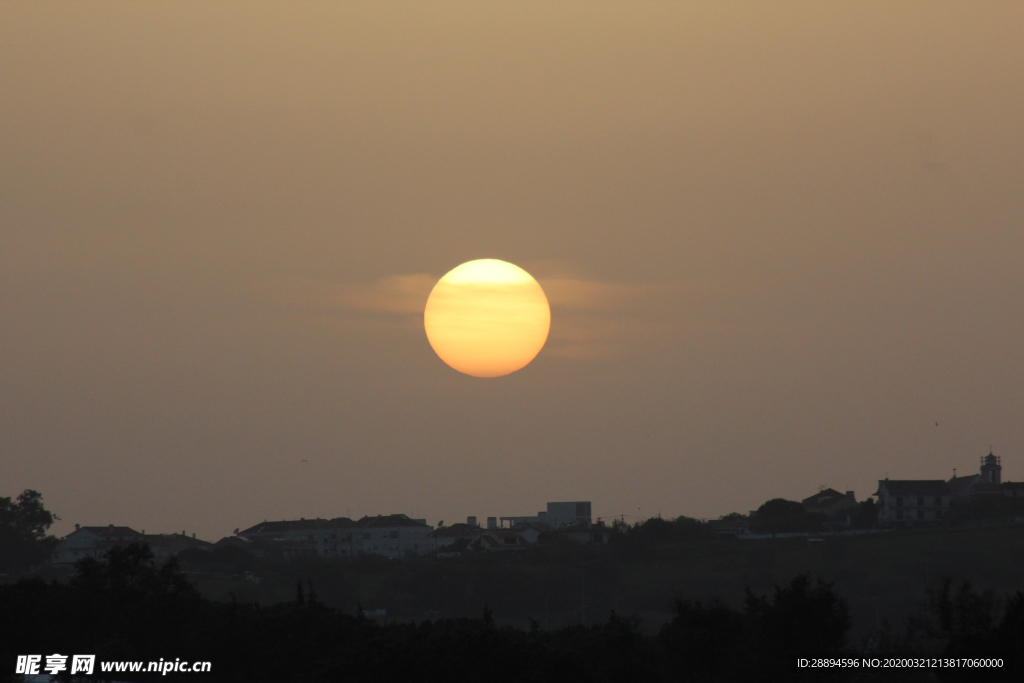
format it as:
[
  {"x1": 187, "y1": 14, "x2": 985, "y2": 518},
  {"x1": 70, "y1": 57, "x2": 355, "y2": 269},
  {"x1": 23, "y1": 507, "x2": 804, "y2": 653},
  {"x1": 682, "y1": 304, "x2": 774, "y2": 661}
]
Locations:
[{"x1": 2, "y1": 2, "x2": 1022, "y2": 541}]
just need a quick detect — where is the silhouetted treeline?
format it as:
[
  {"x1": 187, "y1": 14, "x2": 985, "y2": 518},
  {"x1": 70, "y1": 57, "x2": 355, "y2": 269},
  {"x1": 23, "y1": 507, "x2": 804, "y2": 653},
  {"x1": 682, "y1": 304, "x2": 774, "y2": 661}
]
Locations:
[
  {"x1": 0, "y1": 490, "x2": 58, "y2": 573},
  {"x1": 747, "y1": 498, "x2": 880, "y2": 534},
  {"x1": 608, "y1": 514, "x2": 714, "y2": 555},
  {"x1": 3, "y1": 543, "x2": 1022, "y2": 683}
]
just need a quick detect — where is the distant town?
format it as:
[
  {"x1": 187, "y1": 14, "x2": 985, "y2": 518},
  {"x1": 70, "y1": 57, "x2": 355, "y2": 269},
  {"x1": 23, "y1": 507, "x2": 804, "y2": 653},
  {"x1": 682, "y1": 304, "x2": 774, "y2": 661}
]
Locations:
[{"x1": 49, "y1": 451, "x2": 1024, "y2": 568}]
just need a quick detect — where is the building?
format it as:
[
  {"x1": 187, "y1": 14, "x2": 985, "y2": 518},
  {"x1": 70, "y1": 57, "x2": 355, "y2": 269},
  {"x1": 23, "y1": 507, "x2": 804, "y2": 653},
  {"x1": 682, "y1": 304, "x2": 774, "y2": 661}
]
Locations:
[
  {"x1": 1002, "y1": 482, "x2": 1024, "y2": 499},
  {"x1": 236, "y1": 517, "x2": 361, "y2": 558},
  {"x1": 545, "y1": 502, "x2": 592, "y2": 528},
  {"x1": 355, "y1": 514, "x2": 434, "y2": 559},
  {"x1": 980, "y1": 452, "x2": 1002, "y2": 484},
  {"x1": 874, "y1": 480, "x2": 951, "y2": 525},
  {"x1": 432, "y1": 517, "x2": 549, "y2": 554},
  {"x1": 947, "y1": 472, "x2": 981, "y2": 498},
  {"x1": 973, "y1": 452, "x2": 1006, "y2": 496},
  {"x1": 499, "y1": 511, "x2": 547, "y2": 528},
  {"x1": 140, "y1": 532, "x2": 212, "y2": 561},
  {"x1": 873, "y1": 451, "x2": 1024, "y2": 525},
  {"x1": 432, "y1": 522, "x2": 482, "y2": 552},
  {"x1": 707, "y1": 516, "x2": 751, "y2": 539},
  {"x1": 949, "y1": 452, "x2": 1006, "y2": 498},
  {"x1": 52, "y1": 525, "x2": 143, "y2": 565},
  {"x1": 496, "y1": 502, "x2": 593, "y2": 530},
  {"x1": 52, "y1": 525, "x2": 209, "y2": 566},
  {"x1": 477, "y1": 528, "x2": 535, "y2": 552},
  {"x1": 237, "y1": 514, "x2": 434, "y2": 559},
  {"x1": 801, "y1": 489, "x2": 858, "y2": 516}
]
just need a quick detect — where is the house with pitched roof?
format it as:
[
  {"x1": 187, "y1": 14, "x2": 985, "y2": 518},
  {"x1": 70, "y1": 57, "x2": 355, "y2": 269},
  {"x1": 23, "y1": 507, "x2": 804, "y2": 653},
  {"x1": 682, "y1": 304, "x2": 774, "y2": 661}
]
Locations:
[
  {"x1": 874, "y1": 480, "x2": 951, "y2": 525},
  {"x1": 355, "y1": 514, "x2": 434, "y2": 558},
  {"x1": 432, "y1": 522, "x2": 483, "y2": 552},
  {"x1": 52, "y1": 525, "x2": 143, "y2": 565},
  {"x1": 237, "y1": 517, "x2": 361, "y2": 558},
  {"x1": 52, "y1": 525, "x2": 211, "y2": 565},
  {"x1": 873, "y1": 451, "x2": 1024, "y2": 525},
  {"x1": 237, "y1": 514, "x2": 434, "y2": 559},
  {"x1": 142, "y1": 532, "x2": 212, "y2": 561},
  {"x1": 802, "y1": 489, "x2": 858, "y2": 516}
]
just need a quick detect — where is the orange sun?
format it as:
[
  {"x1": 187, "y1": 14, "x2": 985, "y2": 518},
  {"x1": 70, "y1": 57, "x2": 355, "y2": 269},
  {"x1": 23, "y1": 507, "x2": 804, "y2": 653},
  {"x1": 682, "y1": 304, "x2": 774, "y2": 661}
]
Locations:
[{"x1": 424, "y1": 259, "x2": 551, "y2": 378}]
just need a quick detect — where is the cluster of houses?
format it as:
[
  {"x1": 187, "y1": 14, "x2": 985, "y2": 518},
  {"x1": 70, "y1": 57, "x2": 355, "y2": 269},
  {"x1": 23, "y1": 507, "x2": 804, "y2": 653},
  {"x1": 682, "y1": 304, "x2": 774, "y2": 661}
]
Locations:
[
  {"x1": 52, "y1": 525, "x2": 212, "y2": 566},
  {"x1": 51, "y1": 501, "x2": 604, "y2": 565},
  {"x1": 50, "y1": 453, "x2": 1023, "y2": 565},
  {"x1": 712, "y1": 451, "x2": 1022, "y2": 538},
  {"x1": 875, "y1": 451, "x2": 1024, "y2": 525}
]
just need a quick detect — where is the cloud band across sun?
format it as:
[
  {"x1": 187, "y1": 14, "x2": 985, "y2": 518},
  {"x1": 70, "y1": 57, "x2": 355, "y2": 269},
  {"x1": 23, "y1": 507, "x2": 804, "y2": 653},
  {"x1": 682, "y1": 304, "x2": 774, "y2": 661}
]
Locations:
[{"x1": 263, "y1": 267, "x2": 670, "y2": 360}]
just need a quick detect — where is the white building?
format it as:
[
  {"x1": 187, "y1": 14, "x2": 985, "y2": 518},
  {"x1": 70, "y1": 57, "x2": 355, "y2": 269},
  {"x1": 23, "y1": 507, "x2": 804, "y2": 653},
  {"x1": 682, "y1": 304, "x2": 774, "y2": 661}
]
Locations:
[
  {"x1": 354, "y1": 514, "x2": 435, "y2": 558},
  {"x1": 498, "y1": 502, "x2": 593, "y2": 529},
  {"x1": 236, "y1": 517, "x2": 361, "y2": 558},
  {"x1": 543, "y1": 502, "x2": 592, "y2": 528},
  {"x1": 237, "y1": 514, "x2": 435, "y2": 559},
  {"x1": 52, "y1": 525, "x2": 143, "y2": 565},
  {"x1": 52, "y1": 525, "x2": 210, "y2": 565},
  {"x1": 874, "y1": 480, "x2": 951, "y2": 525}
]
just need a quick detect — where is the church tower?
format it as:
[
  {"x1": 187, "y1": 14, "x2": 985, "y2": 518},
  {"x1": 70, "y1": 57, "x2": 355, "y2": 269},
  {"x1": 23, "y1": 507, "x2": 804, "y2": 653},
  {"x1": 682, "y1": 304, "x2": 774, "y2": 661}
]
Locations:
[{"x1": 980, "y1": 451, "x2": 1002, "y2": 484}]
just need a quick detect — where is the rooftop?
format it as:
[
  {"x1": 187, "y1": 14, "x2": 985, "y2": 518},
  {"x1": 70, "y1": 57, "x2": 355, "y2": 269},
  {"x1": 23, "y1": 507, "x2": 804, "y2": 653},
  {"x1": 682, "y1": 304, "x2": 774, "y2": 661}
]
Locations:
[
  {"x1": 239, "y1": 518, "x2": 357, "y2": 535},
  {"x1": 875, "y1": 480, "x2": 951, "y2": 496},
  {"x1": 72, "y1": 526, "x2": 142, "y2": 537},
  {"x1": 432, "y1": 523, "x2": 480, "y2": 538},
  {"x1": 357, "y1": 514, "x2": 431, "y2": 529}
]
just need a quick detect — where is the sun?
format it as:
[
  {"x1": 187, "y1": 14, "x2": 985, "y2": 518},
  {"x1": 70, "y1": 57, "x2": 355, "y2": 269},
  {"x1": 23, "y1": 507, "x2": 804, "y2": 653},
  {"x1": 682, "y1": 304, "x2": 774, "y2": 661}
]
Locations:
[{"x1": 424, "y1": 259, "x2": 551, "y2": 378}]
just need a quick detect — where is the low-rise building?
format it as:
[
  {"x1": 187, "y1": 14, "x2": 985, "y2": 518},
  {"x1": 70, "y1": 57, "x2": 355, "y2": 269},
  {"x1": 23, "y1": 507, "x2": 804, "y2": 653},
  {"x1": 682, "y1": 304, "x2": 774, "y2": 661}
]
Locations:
[
  {"x1": 495, "y1": 502, "x2": 593, "y2": 529},
  {"x1": 801, "y1": 489, "x2": 858, "y2": 529},
  {"x1": 237, "y1": 517, "x2": 360, "y2": 558},
  {"x1": 708, "y1": 516, "x2": 751, "y2": 539},
  {"x1": 801, "y1": 489, "x2": 857, "y2": 516},
  {"x1": 499, "y1": 512, "x2": 547, "y2": 528},
  {"x1": 947, "y1": 473, "x2": 981, "y2": 498},
  {"x1": 545, "y1": 502, "x2": 592, "y2": 528},
  {"x1": 52, "y1": 525, "x2": 143, "y2": 565},
  {"x1": 355, "y1": 514, "x2": 434, "y2": 559},
  {"x1": 237, "y1": 514, "x2": 434, "y2": 559},
  {"x1": 52, "y1": 525, "x2": 210, "y2": 565},
  {"x1": 478, "y1": 529, "x2": 533, "y2": 552},
  {"x1": 949, "y1": 452, "x2": 1007, "y2": 497},
  {"x1": 432, "y1": 522, "x2": 482, "y2": 551},
  {"x1": 142, "y1": 532, "x2": 212, "y2": 561},
  {"x1": 1003, "y1": 482, "x2": 1024, "y2": 498},
  {"x1": 874, "y1": 480, "x2": 951, "y2": 525}
]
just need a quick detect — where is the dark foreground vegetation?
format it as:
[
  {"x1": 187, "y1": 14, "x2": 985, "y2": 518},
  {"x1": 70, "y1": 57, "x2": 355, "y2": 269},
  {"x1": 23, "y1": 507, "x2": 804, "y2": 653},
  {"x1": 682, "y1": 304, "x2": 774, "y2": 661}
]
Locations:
[
  {"x1": 0, "y1": 490, "x2": 59, "y2": 574},
  {"x1": 5, "y1": 492, "x2": 1024, "y2": 680},
  {"x1": 176, "y1": 516, "x2": 1024, "y2": 644},
  {"x1": 2, "y1": 542, "x2": 1023, "y2": 683}
]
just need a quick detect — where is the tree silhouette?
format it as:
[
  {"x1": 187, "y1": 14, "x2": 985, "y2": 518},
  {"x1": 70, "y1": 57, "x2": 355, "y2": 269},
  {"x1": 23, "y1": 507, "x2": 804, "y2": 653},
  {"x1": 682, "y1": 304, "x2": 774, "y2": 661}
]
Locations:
[
  {"x1": 0, "y1": 489, "x2": 59, "y2": 572},
  {"x1": 753, "y1": 499, "x2": 824, "y2": 534}
]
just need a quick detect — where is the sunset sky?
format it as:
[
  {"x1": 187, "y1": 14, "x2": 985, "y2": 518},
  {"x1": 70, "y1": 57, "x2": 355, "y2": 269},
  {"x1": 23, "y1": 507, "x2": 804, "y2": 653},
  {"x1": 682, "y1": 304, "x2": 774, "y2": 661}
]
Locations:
[{"x1": 2, "y1": 2, "x2": 1022, "y2": 542}]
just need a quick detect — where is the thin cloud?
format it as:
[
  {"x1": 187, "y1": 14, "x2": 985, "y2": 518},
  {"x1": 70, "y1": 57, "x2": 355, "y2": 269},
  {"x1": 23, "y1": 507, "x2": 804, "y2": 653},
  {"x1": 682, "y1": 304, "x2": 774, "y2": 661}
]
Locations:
[
  {"x1": 541, "y1": 278, "x2": 667, "y2": 359},
  {"x1": 259, "y1": 275, "x2": 434, "y2": 330},
  {"x1": 262, "y1": 271, "x2": 677, "y2": 358},
  {"x1": 332, "y1": 274, "x2": 436, "y2": 316}
]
